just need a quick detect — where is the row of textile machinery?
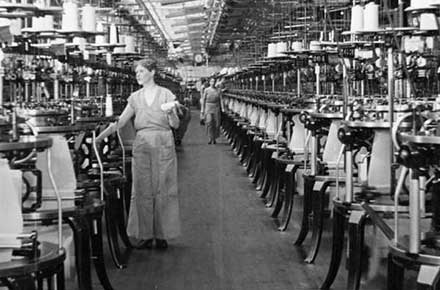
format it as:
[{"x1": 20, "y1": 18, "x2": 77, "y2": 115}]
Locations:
[
  {"x1": 0, "y1": 0, "x2": 181, "y2": 289},
  {"x1": 221, "y1": 0, "x2": 440, "y2": 289}
]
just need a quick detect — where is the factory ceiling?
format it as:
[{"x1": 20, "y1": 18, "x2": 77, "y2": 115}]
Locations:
[
  {"x1": 127, "y1": 0, "x2": 356, "y2": 64},
  {"x1": 125, "y1": 0, "x2": 221, "y2": 63}
]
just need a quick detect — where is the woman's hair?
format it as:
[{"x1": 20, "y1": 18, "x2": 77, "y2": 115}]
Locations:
[{"x1": 134, "y1": 59, "x2": 158, "y2": 72}]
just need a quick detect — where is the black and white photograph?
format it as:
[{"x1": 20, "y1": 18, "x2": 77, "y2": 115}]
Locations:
[{"x1": 0, "y1": 0, "x2": 438, "y2": 289}]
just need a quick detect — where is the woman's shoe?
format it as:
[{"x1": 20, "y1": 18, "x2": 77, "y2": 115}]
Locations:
[
  {"x1": 135, "y1": 239, "x2": 154, "y2": 249},
  {"x1": 156, "y1": 239, "x2": 168, "y2": 249},
  {"x1": 213, "y1": 139, "x2": 217, "y2": 144},
  {"x1": 208, "y1": 140, "x2": 212, "y2": 144}
]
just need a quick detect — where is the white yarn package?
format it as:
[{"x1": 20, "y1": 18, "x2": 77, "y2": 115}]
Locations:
[
  {"x1": 61, "y1": 2, "x2": 79, "y2": 31},
  {"x1": 267, "y1": 43, "x2": 277, "y2": 58},
  {"x1": 420, "y1": 13, "x2": 438, "y2": 30},
  {"x1": 105, "y1": 95, "x2": 113, "y2": 116},
  {"x1": 161, "y1": 101, "x2": 179, "y2": 112},
  {"x1": 350, "y1": 5, "x2": 364, "y2": 32},
  {"x1": 363, "y1": 2, "x2": 379, "y2": 31},
  {"x1": 124, "y1": 35, "x2": 136, "y2": 53},
  {"x1": 309, "y1": 41, "x2": 321, "y2": 51},
  {"x1": 276, "y1": 42, "x2": 288, "y2": 56},
  {"x1": 109, "y1": 24, "x2": 119, "y2": 44},
  {"x1": 291, "y1": 41, "x2": 304, "y2": 52},
  {"x1": 81, "y1": 4, "x2": 96, "y2": 32}
]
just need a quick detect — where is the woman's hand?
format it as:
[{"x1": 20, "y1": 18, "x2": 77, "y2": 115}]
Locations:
[
  {"x1": 95, "y1": 135, "x2": 104, "y2": 144},
  {"x1": 95, "y1": 133, "x2": 106, "y2": 146},
  {"x1": 164, "y1": 105, "x2": 174, "y2": 114},
  {"x1": 162, "y1": 101, "x2": 179, "y2": 114},
  {"x1": 95, "y1": 121, "x2": 117, "y2": 143}
]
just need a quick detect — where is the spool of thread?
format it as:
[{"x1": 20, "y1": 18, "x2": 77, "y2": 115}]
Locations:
[
  {"x1": 124, "y1": 35, "x2": 135, "y2": 53},
  {"x1": 355, "y1": 49, "x2": 373, "y2": 59},
  {"x1": 81, "y1": 4, "x2": 96, "y2": 32},
  {"x1": 409, "y1": 0, "x2": 432, "y2": 8},
  {"x1": 95, "y1": 22, "x2": 106, "y2": 44},
  {"x1": 83, "y1": 50, "x2": 89, "y2": 60},
  {"x1": 435, "y1": 96, "x2": 440, "y2": 111},
  {"x1": 350, "y1": 5, "x2": 364, "y2": 32},
  {"x1": 44, "y1": 15, "x2": 54, "y2": 30},
  {"x1": 276, "y1": 42, "x2": 287, "y2": 56},
  {"x1": 32, "y1": 15, "x2": 53, "y2": 31},
  {"x1": 106, "y1": 52, "x2": 112, "y2": 65},
  {"x1": 291, "y1": 41, "x2": 303, "y2": 51},
  {"x1": 309, "y1": 41, "x2": 320, "y2": 51},
  {"x1": 32, "y1": 16, "x2": 43, "y2": 31},
  {"x1": 73, "y1": 37, "x2": 86, "y2": 51},
  {"x1": 62, "y1": 2, "x2": 79, "y2": 31},
  {"x1": 109, "y1": 24, "x2": 119, "y2": 44},
  {"x1": 420, "y1": 13, "x2": 438, "y2": 30},
  {"x1": 105, "y1": 95, "x2": 113, "y2": 116},
  {"x1": 364, "y1": 2, "x2": 379, "y2": 31},
  {"x1": 267, "y1": 43, "x2": 276, "y2": 58},
  {"x1": 426, "y1": 37, "x2": 435, "y2": 49},
  {"x1": 10, "y1": 19, "x2": 21, "y2": 35},
  {"x1": 374, "y1": 47, "x2": 382, "y2": 57},
  {"x1": 403, "y1": 36, "x2": 424, "y2": 53}
]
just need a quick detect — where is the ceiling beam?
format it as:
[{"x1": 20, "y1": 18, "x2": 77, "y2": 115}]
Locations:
[
  {"x1": 173, "y1": 26, "x2": 205, "y2": 35},
  {"x1": 170, "y1": 19, "x2": 187, "y2": 27},
  {"x1": 187, "y1": 16, "x2": 205, "y2": 24},
  {"x1": 134, "y1": 0, "x2": 168, "y2": 43},
  {"x1": 165, "y1": 6, "x2": 204, "y2": 18},
  {"x1": 188, "y1": 23, "x2": 207, "y2": 29},
  {"x1": 170, "y1": 20, "x2": 206, "y2": 28},
  {"x1": 188, "y1": 31, "x2": 203, "y2": 36},
  {"x1": 173, "y1": 28, "x2": 189, "y2": 34},
  {"x1": 158, "y1": 0, "x2": 199, "y2": 6}
]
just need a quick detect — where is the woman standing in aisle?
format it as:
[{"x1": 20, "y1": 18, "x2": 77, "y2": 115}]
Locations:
[
  {"x1": 97, "y1": 59, "x2": 181, "y2": 250},
  {"x1": 201, "y1": 78, "x2": 223, "y2": 144},
  {"x1": 199, "y1": 79, "x2": 209, "y2": 124}
]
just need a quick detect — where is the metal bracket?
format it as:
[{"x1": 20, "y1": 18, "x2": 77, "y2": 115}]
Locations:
[
  {"x1": 313, "y1": 181, "x2": 325, "y2": 192},
  {"x1": 349, "y1": 210, "x2": 365, "y2": 225},
  {"x1": 286, "y1": 164, "x2": 296, "y2": 173},
  {"x1": 417, "y1": 265, "x2": 440, "y2": 286}
]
